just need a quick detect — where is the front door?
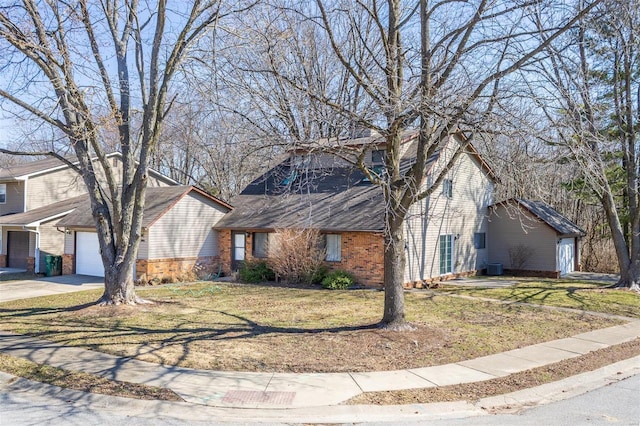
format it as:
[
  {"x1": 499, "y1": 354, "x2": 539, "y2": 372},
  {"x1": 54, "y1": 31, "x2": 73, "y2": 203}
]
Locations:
[
  {"x1": 232, "y1": 232, "x2": 246, "y2": 270},
  {"x1": 7, "y1": 231, "x2": 29, "y2": 269}
]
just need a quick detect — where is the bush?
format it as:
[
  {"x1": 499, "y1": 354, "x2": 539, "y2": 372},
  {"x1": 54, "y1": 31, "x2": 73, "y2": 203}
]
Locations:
[
  {"x1": 310, "y1": 265, "x2": 329, "y2": 285},
  {"x1": 238, "y1": 261, "x2": 275, "y2": 283},
  {"x1": 268, "y1": 228, "x2": 326, "y2": 284},
  {"x1": 321, "y1": 270, "x2": 355, "y2": 290}
]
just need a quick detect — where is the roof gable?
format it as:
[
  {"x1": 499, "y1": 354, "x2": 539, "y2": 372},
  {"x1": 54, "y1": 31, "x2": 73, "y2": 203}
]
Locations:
[
  {"x1": 0, "y1": 152, "x2": 178, "y2": 184},
  {"x1": 56, "y1": 186, "x2": 231, "y2": 229},
  {"x1": 494, "y1": 199, "x2": 586, "y2": 237}
]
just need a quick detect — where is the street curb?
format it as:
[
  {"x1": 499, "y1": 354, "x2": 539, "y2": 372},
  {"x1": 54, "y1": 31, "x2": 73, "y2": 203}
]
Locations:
[{"x1": 2, "y1": 356, "x2": 638, "y2": 423}]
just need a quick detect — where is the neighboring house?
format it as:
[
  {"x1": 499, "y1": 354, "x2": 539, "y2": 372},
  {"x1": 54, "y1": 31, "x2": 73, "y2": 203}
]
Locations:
[
  {"x1": 488, "y1": 199, "x2": 586, "y2": 277},
  {"x1": 56, "y1": 186, "x2": 232, "y2": 279},
  {"x1": 214, "y1": 131, "x2": 498, "y2": 287},
  {"x1": 0, "y1": 153, "x2": 177, "y2": 273}
]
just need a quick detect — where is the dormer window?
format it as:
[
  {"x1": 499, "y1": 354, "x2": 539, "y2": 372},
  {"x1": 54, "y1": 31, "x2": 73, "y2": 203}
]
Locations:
[
  {"x1": 361, "y1": 165, "x2": 384, "y2": 184},
  {"x1": 371, "y1": 150, "x2": 385, "y2": 165},
  {"x1": 0, "y1": 184, "x2": 6, "y2": 204},
  {"x1": 281, "y1": 169, "x2": 298, "y2": 186}
]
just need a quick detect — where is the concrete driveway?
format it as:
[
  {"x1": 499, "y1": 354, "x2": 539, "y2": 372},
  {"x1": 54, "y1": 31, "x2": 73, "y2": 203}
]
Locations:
[{"x1": 0, "y1": 275, "x2": 104, "y2": 303}]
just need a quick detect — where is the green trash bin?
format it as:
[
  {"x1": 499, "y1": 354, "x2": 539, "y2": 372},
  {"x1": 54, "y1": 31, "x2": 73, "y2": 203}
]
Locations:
[
  {"x1": 44, "y1": 255, "x2": 62, "y2": 277},
  {"x1": 45, "y1": 255, "x2": 54, "y2": 277}
]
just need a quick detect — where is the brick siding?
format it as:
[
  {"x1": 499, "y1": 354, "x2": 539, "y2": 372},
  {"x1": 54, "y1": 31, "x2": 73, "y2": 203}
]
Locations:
[
  {"x1": 218, "y1": 229, "x2": 385, "y2": 287},
  {"x1": 26, "y1": 256, "x2": 35, "y2": 274},
  {"x1": 0, "y1": 255, "x2": 5, "y2": 268},
  {"x1": 218, "y1": 229, "x2": 232, "y2": 276},
  {"x1": 135, "y1": 256, "x2": 220, "y2": 280},
  {"x1": 326, "y1": 231, "x2": 384, "y2": 287},
  {"x1": 62, "y1": 254, "x2": 75, "y2": 275}
]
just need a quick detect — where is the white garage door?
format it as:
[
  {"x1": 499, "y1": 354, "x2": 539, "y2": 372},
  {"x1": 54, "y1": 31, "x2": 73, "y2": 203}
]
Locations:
[
  {"x1": 558, "y1": 238, "x2": 575, "y2": 276},
  {"x1": 76, "y1": 232, "x2": 105, "y2": 277}
]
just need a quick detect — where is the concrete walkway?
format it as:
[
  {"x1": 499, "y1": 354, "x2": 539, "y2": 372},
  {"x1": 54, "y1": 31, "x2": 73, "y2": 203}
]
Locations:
[
  {"x1": 1, "y1": 319, "x2": 638, "y2": 410},
  {"x1": 0, "y1": 275, "x2": 104, "y2": 303}
]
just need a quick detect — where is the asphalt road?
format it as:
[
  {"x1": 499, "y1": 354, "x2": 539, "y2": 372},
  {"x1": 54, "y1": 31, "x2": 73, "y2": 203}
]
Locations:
[{"x1": 374, "y1": 374, "x2": 640, "y2": 426}]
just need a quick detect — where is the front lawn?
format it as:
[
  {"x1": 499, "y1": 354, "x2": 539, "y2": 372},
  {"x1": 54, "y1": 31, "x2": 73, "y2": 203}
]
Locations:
[
  {"x1": 0, "y1": 282, "x2": 625, "y2": 373},
  {"x1": 438, "y1": 279, "x2": 640, "y2": 318}
]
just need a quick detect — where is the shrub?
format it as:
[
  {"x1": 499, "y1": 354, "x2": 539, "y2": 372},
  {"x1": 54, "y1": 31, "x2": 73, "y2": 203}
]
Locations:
[
  {"x1": 321, "y1": 270, "x2": 355, "y2": 290},
  {"x1": 508, "y1": 244, "x2": 535, "y2": 270},
  {"x1": 268, "y1": 228, "x2": 326, "y2": 284},
  {"x1": 310, "y1": 265, "x2": 329, "y2": 285},
  {"x1": 239, "y1": 260, "x2": 275, "y2": 283}
]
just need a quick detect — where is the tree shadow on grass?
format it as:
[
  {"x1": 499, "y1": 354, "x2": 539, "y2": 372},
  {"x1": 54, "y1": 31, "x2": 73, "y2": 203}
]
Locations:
[
  {"x1": 0, "y1": 304, "x2": 382, "y2": 375},
  {"x1": 440, "y1": 284, "x2": 597, "y2": 312}
]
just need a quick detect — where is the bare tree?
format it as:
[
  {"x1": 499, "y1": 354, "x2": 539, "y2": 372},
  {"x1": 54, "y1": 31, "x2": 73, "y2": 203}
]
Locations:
[
  {"x1": 0, "y1": 1, "x2": 232, "y2": 304},
  {"x1": 152, "y1": 100, "x2": 279, "y2": 201},
  {"x1": 528, "y1": 0, "x2": 639, "y2": 290}
]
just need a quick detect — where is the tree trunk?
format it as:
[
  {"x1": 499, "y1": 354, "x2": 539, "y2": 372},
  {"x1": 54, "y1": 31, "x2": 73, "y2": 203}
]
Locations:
[
  {"x1": 602, "y1": 191, "x2": 640, "y2": 290},
  {"x1": 380, "y1": 216, "x2": 414, "y2": 330},
  {"x1": 98, "y1": 254, "x2": 148, "y2": 305}
]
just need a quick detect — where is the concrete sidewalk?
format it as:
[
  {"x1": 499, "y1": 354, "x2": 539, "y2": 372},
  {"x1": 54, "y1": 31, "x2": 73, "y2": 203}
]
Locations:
[
  {"x1": 1, "y1": 320, "x2": 638, "y2": 409},
  {"x1": 0, "y1": 275, "x2": 104, "y2": 302}
]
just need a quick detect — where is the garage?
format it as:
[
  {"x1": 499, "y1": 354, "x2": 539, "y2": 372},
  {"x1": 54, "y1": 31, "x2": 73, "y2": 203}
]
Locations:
[
  {"x1": 558, "y1": 238, "x2": 575, "y2": 276},
  {"x1": 7, "y1": 231, "x2": 30, "y2": 269},
  {"x1": 75, "y1": 231, "x2": 104, "y2": 277}
]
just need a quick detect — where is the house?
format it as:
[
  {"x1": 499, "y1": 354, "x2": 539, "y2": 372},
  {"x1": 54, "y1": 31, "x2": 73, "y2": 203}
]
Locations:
[
  {"x1": 488, "y1": 198, "x2": 586, "y2": 277},
  {"x1": 0, "y1": 153, "x2": 177, "y2": 273},
  {"x1": 56, "y1": 186, "x2": 232, "y2": 279},
  {"x1": 214, "y1": 131, "x2": 498, "y2": 287}
]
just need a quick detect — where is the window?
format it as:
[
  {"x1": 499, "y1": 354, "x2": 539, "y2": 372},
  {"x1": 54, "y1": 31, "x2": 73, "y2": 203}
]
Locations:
[
  {"x1": 361, "y1": 165, "x2": 384, "y2": 184},
  {"x1": 442, "y1": 179, "x2": 453, "y2": 198},
  {"x1": 371, "y1": 150, "x2": 385, "y2": 164},
  {"x1": 439, "y1": 235, "x2": 453, "y2": 275},
  {"x1": 474, "y1": 232, "x2": 486, "y2": 250},
  {"x1": 281, "y1": 169, "x2": 298, "y2": 186},
  {"x1": 325, "y1": 234, "x2": 342, "y2": 262},
  {"x1": 252, "y1": 232, "x2": 269, "y2": 258},
  {"x1": 233, "y1": 232, "x2": 245, "y2": 262},
  {"x1": 0, "y1": 184, "x2": 6, "y2": 204}
]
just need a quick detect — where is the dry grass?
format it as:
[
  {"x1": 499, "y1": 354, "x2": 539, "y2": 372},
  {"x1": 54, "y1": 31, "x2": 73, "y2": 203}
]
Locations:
[
  {"x1": 347, "y1": 338, "x2": 640, "y2": 405},
  {"x1": 0, "y1": 281, "x2": 625, "y2": 373},
  {"x1": 438, "y1": 279, "x2": 640, "y2": 318},
  {"x1": 0, "y1": 353, "x2": 182, "y2": 401}
]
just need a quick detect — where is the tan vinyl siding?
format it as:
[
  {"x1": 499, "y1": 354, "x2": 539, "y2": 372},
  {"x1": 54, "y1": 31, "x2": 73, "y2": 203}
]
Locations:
[
  {"x1": 26, "y1": 156, "x2": 174, "y2": 211},
  {"x1": 404, "y1": 141, "x2": 493, "y2": 282},
  {"x1": 0, "y1": 181, "x2": 25, "y2": 215},
  {"x1": 26, "y1": 169, "x2": 86, "y2": 210},
  {"x1": 147, "y1": 171, "x2": 176, "y2": 187},
  {"x1": 138, "y1": 229, "x2": 149, "y2": 259},
  {"x1": 488, "y1": 204, "x2": 558, "y2": 271},
  {"x1": 63, "y1": 230, "x2": 75, "y2": 255},
  {"x1": 146, "y1": 193, "x2": 227, "y2": 259},
  {"x1": 37, "y1": 221, "x2": 65, "y2": 273}
]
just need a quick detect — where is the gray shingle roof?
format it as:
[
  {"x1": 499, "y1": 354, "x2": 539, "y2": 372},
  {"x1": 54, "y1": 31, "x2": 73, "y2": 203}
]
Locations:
[
  {"x1": 214, "y1": 164, "x2": 385, "y2": 231},
  {"x1": 57, "y1": 186, "x2": 230, "y2": 229},
  {"x1": 0, "y1": 195, "x2": 87, "y2": 226},
  {"x1": 0, "y1": 156, "x2": 69, "y2": 180},
  {"x1": 514, "y1": 199, "x2": 586, "y2": 236}
]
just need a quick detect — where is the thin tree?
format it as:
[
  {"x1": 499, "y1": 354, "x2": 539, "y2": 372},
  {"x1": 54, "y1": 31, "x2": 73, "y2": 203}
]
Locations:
[
  {"x1": 528, "y1": 0, "x2": 640, "y2": 290},
  {"x1": 0, "y1": 1, "x2": 232, "y2": 304}
]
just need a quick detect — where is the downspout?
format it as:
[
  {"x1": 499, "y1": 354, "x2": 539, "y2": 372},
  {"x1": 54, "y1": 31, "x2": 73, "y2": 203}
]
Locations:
[{"x1": 22, "y1": 178, "x2": 28, "y2": 212}]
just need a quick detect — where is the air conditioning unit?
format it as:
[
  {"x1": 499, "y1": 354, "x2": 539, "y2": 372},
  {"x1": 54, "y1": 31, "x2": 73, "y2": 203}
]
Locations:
[{"x1": 486, "y1": 263, "x2": 503, "y2": 276}]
